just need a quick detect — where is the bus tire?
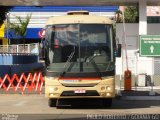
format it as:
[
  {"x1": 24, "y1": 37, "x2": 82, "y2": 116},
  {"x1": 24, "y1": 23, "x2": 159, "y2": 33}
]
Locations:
[
  {"x1": 102, "y1": 98, "x2": 112, "y2": 108},
  {"x1": 48, "y1": 99, "x2": 57, "y2": 107}
]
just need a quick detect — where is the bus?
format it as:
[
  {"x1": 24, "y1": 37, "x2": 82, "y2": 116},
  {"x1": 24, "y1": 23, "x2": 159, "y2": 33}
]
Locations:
[{"x1": 44, "y1": 11, "x2": 121, "y2": 107}]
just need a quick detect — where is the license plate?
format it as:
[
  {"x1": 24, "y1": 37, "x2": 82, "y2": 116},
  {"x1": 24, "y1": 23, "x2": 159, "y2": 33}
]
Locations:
[{"x1": 74, "y1": 89, "x2": 86, "y2": 93}]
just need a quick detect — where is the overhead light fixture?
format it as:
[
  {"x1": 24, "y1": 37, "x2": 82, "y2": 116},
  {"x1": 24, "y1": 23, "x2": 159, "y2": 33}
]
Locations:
[{"x1": 32, "y1": 0, "x2": 40, "y2": 6}]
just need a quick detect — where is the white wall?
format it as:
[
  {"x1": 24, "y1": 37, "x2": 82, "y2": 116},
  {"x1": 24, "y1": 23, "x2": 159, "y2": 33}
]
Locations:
[
  {"x1": 116, "y1": 23, "x2": 160, "y2": 75},
  {"x1": 116, "y1": 23, "x2": 160, "y2": 43},
  {"x1": 8, "y1": 12, "x2": 116, "y2": 28}
]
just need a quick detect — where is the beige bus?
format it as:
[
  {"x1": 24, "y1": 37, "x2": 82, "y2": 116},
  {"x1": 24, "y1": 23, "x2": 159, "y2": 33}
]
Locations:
[{"x1": 44, "y1": 11, "x2": 120, "y2": 107}]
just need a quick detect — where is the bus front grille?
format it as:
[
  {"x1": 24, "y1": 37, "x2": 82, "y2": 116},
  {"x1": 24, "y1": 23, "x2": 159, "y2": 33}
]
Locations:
[{"x1": 61, "y1": 90, "x2": 99, "y2": 96}]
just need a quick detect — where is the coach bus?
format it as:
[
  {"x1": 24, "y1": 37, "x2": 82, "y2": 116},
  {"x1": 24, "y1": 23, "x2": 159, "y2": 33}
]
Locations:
[{"x1": 44, "y1": 11, "x2": 121, "y2": 107}]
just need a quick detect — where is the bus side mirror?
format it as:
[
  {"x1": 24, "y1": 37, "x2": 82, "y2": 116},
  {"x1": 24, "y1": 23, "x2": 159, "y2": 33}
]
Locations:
[{"x1": 116, "y1": 44, "x2": 121, "y2": 57}]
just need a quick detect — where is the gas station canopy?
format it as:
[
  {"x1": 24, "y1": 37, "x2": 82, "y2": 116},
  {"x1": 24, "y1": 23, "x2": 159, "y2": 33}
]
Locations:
[
  {"x1": 1, "y1": 0, "x2": 160, "y2": 6},
  {"x1": 1, "y1": 0, "x2": 159, "y2": 36}
]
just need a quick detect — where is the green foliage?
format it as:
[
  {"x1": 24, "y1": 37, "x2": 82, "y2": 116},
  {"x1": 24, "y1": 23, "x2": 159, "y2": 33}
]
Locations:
[
  {"x1": 0, "y1": 6, "x2": 12, "y2": 26},
  {"x1": 124, "y1": 6, "x2": 139, "y2": 23},
  {"x1": 115, "y1": 6, "x2": 139, "y2": 23},
  {"x1": 9, "y1": 14, "x2": 31, "y2": 39}
]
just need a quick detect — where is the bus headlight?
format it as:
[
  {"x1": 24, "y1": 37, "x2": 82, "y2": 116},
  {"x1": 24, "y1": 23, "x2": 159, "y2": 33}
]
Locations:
[
  {"x1": 106, "y1": 86, "x2": 111, "y2": 91},
  {"x1": 49, "y1": 94, "x2": 54, "y2": 97},
  {"x1": 49, "y1": 87, "x2": 58, "y2": 92},
  {"x1": 101, "y1": 86, "x2": 105, "y2": 90},
  {"x1": 106, "y1": 92, "x2": 111, "y2": 96},
  {"x1": 54, "y1": 87, "x2": 58, "y2": 91},
  {"x1": 49, "y1": 88, "x2": 54, "y2": 92},
  {"x1": 101, "y1": 93, "x2": 106, "y2": 97}
]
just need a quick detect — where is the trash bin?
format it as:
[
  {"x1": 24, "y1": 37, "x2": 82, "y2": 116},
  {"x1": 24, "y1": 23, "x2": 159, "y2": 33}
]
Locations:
[{"x1": 137, "y1": 74, "x2": 146, "y2": 86}]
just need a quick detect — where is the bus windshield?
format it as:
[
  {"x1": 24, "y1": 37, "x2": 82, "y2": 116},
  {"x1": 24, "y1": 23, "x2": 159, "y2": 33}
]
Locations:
[{"x1": 45, "y1": 24, "x2": 114, "y2": 74}]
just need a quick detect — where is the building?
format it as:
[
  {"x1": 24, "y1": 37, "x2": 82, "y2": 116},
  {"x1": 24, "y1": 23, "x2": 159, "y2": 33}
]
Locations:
[
  {"x1": 116, "y1": 6, "x2": 160, "y2": 87},
  {"x1": 119, "y1": 6, "x2": 160, "y2": 23},
  {"x1": 5, "y1": 6, "x2": 118, "y2": 44},
  {"x1": 147, "y1": 6, "x2": 160, "y2": 23}
]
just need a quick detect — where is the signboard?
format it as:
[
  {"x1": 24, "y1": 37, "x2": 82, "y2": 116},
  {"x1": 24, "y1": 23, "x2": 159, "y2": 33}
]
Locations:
[
  {"x1": 140, "y1": 35, "x2": 160, "y2": 56},
  {"x1": 38, "y1": 29, "x2": 45, "y2": 38},
  {"x1": 0, "y1": 24, "x2": 5, "y2": 37}
]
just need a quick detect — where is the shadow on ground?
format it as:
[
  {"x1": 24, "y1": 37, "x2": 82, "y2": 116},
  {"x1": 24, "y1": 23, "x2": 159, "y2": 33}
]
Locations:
[{"x1": 55, "y1": 97, "x2": 160, "y2": 109}]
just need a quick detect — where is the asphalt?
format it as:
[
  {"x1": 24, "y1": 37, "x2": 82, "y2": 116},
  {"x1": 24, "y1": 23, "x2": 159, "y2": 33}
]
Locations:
[
  {"x1": 1, "y1": 86, "x2": 160, "y2": 100},
  {"x1": 0, "y1": 87, "x2": 45, "y2": 94}
]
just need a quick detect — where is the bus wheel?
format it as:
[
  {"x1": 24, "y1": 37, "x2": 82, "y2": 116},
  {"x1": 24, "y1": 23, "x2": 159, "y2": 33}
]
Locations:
[
  {"x1": 102, "y1": 98, "x2": 112, "y2": 108},
  {"x1": 48, "y1": 99, "x2": 57, "y2": 107}
]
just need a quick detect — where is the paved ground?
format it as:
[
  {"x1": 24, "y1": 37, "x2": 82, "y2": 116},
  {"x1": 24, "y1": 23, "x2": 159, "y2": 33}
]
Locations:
[
  {"x1": 0, "y1": 94, "x2": 160, "y2": 120},
  {"x1": 0, "y1": 86, "x2": 160, "y2": 120}
]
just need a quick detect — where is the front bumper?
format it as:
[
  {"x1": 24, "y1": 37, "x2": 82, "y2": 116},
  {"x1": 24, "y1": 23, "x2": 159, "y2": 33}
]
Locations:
[{"x1": 46, "y1": 84, "x2": 115, "y2": 99}]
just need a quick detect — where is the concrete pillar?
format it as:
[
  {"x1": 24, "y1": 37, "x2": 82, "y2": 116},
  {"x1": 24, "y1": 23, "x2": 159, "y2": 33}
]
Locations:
[{"x1": 139, "y1": 0, "x2": 147, "y2": 35}]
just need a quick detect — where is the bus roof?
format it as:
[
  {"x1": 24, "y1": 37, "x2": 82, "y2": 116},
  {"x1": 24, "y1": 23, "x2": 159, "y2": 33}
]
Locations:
[{"x1": 46, "y1": 14, "x2": 113, "y2": 25}]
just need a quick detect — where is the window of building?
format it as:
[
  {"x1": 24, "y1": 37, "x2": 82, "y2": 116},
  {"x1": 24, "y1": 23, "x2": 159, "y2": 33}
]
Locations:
[{"x1": 147, "y1": 17, "x2": 160, "y2": 23}]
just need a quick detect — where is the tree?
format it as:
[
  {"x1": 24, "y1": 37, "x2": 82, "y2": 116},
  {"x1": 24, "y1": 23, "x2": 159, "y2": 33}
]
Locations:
[
  {"x1": 0, "y1": 6, "x2": 12, "y2": 26},
  {"x1": 9, "y1": 14, "x2": 32, "y2": 44},
  {"x1": 115, "y1": 10, "x2": 123, "y2": 23},
  {"x1": 124, "y1": 6, "x2": 139, "y2": 23},
  {"x1": 115, "y1": 6, "x2": 139, "y2": 23}
]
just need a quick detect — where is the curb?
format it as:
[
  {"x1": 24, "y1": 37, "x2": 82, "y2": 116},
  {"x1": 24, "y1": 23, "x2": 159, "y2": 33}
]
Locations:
[{"x1": 120, "y1": 96, "x2": 160, "y2": 100}]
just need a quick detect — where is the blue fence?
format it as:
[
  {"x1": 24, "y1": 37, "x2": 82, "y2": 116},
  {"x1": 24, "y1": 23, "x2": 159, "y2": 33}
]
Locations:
[
  {"x1": 0, "y1": 54, "x2": 38, "y2": 65},
  {"x1": 0, "y1": 54, "x2": 43, "y2": 78},
  {"x1": 0, "y1": 63, "x2": 44, "y2": 78},
  {"x1": 0, "y1": 66, "x2": 11, "y2": 78}
]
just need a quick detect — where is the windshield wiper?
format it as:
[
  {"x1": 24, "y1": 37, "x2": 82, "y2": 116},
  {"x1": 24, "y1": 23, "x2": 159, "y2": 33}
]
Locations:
[
  {"x1": 60, "y1": 46, "x2": 75, "y2": 77},
  {"x1": 87, "y1": 55, "x2": 102, "y2": 78}
]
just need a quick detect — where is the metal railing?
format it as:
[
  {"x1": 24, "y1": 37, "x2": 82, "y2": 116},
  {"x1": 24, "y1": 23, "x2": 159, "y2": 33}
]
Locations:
[{"x1": 0, "y1": 43, "x2": 39, "y2": 54}]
